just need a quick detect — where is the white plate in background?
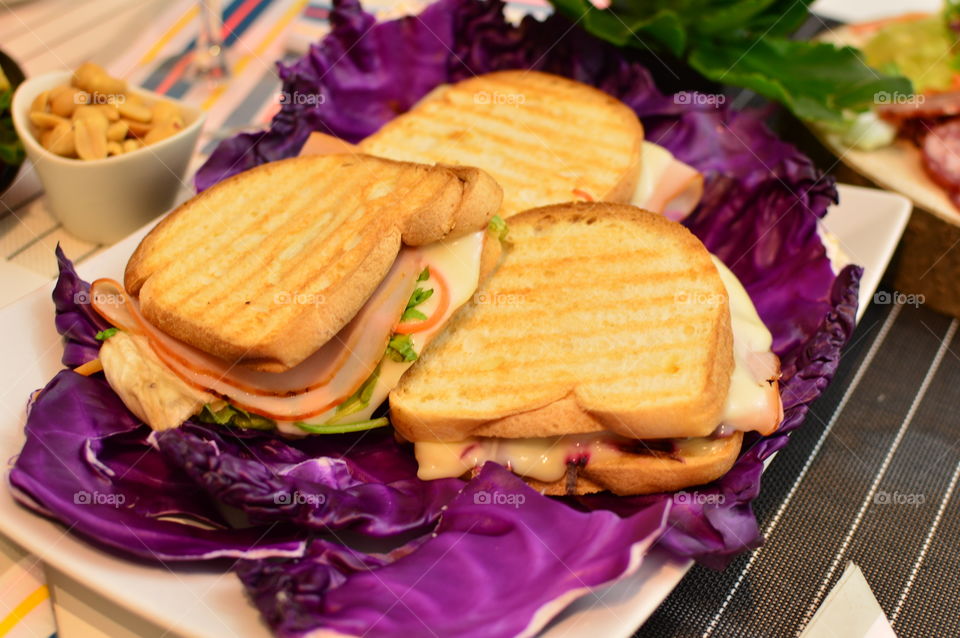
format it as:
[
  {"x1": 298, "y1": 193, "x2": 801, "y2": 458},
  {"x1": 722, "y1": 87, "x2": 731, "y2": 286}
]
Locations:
[{"x1": 811, "y1": 0, "x2": 939, "y2": 23}]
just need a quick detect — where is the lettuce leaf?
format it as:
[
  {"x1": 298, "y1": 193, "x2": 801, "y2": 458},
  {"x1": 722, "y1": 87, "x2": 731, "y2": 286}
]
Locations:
[
  {"x1": 548, "y1": 0, "x2": 911, "y2": 122},
  {"x1": 0, "y1": 87, "x2": 24, "y2": 167}
]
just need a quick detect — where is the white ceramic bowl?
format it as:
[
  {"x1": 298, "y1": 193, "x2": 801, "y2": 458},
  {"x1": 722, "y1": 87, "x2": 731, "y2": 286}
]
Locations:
[{"x1": 11, "y1": 71, "x2": 205, "y2": 244}]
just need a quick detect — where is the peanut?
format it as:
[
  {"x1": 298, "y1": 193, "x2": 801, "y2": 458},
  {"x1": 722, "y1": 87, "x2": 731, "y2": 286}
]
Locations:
[
  {"x1": 73, "y1": 62, "x2": 125, "y2": 95},
  {"x1": 118, "y1": 100, "x2": 151, "y2": 123},
  {"x1": 122, "y1": 117, "x2": 152, "y2": 138},
  {"x1": 50, "y1": 88, "x2": 89, "y2": 117},
  {"x1": 30, "y1": 90, "x2": 50, "y2": 114},
  {"x1": 143, "y1": 119, "x2": 182, "y2": 145},
  {"x1": 151, "y1": 100, "x2": 181, "y2": 124},
  {"x1": 29, "y1": 111, "x2": 68, "y2": 129},
  {"x1": 74, "y1": 118, "x2": 108, "y2": 160},
  {"x1": 72, "y1": 105, "x2": 110, "y2": 128},
  {"x1": 32, "y1": 63, "x2": 184, "y2": 160},
  {"x1": 106, "y1": 120, "x2": 128, "y2": 142},
  {"x1": 47, "y1": 85, "x2": 70, "y2": 101},
  {"x1": 72, "y1": 62, "x2": 105, "y2": 90},
  {"x1": 85, "y1": 73, "x2": 125, "y2": 95},
  {"x1": 94, "y1": 102, "x2": 120, "y2": 121},
  {"x1": 41, "y1": 122, "x2": 76, "y2": 157}
]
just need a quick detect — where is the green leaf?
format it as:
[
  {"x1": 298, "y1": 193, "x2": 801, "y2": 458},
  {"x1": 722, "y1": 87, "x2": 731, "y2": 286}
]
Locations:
[
  {"x1": 546, "y1": 0, "x2": 912, "y2": 122},
  {"x1": 399, "y1": 274, "x2": 435, "y2": 324},
  {"x1": 335, "y1": 364, "x2": 382, "y2": 418},
  {"x1": 407, "y1": 287, "x2": 434, "y2": 308},
  {"x1": 688, "y1": 36, "x2": 913, "y2": 122},
  {"x1": 400, "y1": 307, "x2": 427, "y2": 322},
  {"x1": 0, "y1": 88, "x2": 23, "y2": 167},
  {"x1": 293, "y1": 417, "x2": 390, "y2": 435},
  {"x1": 196, "y1": 403, "x2": 276, "y2": 430},
  {"x1": 488, "y1": 215, "x2": 509, "y2": 242},
  {"x1": 551, "y1": 0, "x2": 686, "y2": 55},
  {"x1": 386, "y1": 334, "x2": 418, "y2": 362},
  {"x1": 695, "y1": 0, "x2": 778, "y2": 36},
  {"x1": 735, "y1": 0, "x2": 812, "y2": 38},
  {"x1": 95, "y1": 327, "x2": 119, "y2": 341}
]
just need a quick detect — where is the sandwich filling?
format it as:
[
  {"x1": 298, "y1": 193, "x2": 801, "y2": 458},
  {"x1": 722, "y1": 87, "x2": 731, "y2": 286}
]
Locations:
[
  {"x1": 91, "y1": 229, "x2": 488, "y2": 434},
  {"x1": 412, "y1": 257, "x2": 782, "y2": 483},
  {"x1": 628, "y1": 142, "x2": 704, "y2": 221}
]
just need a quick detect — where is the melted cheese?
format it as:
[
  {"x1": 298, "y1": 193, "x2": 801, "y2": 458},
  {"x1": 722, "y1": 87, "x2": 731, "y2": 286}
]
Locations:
[
  {"x1": 413, "y1": 257, "x2": 777, "y2": 481},
  {"x1": 278, "y1": 229, "x2": 486, "y2": 433},
  {"x1": 416, "y1": 433, "x2": 626, "y2": 482},
  {"x1": 415, "y1": 432, "x2": 732, "y2": 483},
  {"x1": 99, "y1": 332, "x2": 217, "y2": 431},
  {"x1": 710, "y1": 256, "x2": 776, "y2": 431}
]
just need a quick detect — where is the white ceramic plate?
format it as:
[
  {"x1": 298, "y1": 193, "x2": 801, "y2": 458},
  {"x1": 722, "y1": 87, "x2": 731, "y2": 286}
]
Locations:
[
  {"x1": 813, "y1": 23, "x2": 960, "y2": 229},
  {"x1": 810, "y1": 0, "x2": 940, "y2": 23},
  {"x1": 0, "y1": 183, "x2": 910, "y2": 638}
]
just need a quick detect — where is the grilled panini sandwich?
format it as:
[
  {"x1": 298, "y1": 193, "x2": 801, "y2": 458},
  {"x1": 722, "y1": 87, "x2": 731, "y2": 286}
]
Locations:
[
  {"x1": 89, "y1": 154, "x2": 504, "y2": 435},
  {"x1": 357, "y1": 71, "x2": 645, "y2": 218},
  {"x1": 300, "y1": 70, "x2": 702, "y2": 221},
  {"x1": 389, "y1": 203, "x2": 784, "y2": 495}
]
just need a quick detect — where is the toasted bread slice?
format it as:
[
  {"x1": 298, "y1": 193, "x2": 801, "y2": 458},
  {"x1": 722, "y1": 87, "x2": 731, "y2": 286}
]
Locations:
[
  {"x1": 523, "y1": 432, "x2": 743, "y2": 496},
  {"x1": 389, "y1": 202, "x2": 734, "y2": 441},
  {"x1": 126, "y1": 154, "x2": 502, "y2": 372},
  {"x1": 359, "y1": 71, "x2": 644, "y2": 218}
]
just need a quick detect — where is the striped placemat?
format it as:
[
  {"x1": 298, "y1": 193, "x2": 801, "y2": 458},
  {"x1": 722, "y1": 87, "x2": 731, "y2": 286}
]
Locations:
[{"x1": 636, "y1": 297, "x2": 960, "y2": 638}]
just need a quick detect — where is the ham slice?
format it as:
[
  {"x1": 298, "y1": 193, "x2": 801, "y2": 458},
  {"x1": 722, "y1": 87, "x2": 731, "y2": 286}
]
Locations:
[
  {"x1": 91, "y1": 249, "x2": 423, "y2": 421},
  {"x1": 631, "y1": 142, "x2": 703, "y2": 221},
  {"x1": 739, "y1": 350, "x2": 783, "y2": 436},
  {"x1": 299, "y1": 132, "x2": 359, "y2": 156},
  {"x1": 878, "y1": 91, "x2": 960, "y2": 122}
]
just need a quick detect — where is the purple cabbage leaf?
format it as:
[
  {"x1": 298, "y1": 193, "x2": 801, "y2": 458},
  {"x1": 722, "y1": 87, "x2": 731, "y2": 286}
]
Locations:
[{"x1": 238, "y1": 463, "x2": 669, "y2": 638}]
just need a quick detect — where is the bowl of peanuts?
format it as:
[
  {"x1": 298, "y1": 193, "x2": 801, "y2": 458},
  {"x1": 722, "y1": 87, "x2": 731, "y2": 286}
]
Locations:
[{"x1": 11, "y1": 63, "x2": 205, "y2": 244}]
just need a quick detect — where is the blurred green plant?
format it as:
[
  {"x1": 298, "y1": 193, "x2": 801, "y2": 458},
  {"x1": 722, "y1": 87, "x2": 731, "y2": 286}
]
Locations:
[
  {"x1": 548, "y1": 0, "x2": 913, "y2": 122},
  {"x1": 0, "y1": 67, "x2": 24, "y2": 166}
]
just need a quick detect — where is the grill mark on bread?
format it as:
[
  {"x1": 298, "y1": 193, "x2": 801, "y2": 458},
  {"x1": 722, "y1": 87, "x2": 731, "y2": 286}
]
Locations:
[
  {"x1": 390, "y1": 203, "x2": 734, "y2": 447},
  {"x1": 172, "y1": 169, "x2": 332, "y2": 313},
  {"x1": 126, "y1": 155, "x2": 501, "y2": 370},
  {"x1": 360, "y1": 71, "x2": 643, "y2": 218},
  {"x1": 423, "y1": 104, "x2": 632, "y2": 157}
]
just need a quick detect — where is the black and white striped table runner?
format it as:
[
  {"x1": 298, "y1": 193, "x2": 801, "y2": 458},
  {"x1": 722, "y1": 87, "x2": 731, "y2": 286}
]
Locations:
[{"x1": 638, "y1": 296, "x2": 960, "y2": 637}]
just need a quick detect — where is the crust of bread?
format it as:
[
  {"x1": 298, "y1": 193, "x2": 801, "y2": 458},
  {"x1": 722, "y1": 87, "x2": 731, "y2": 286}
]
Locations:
[
  {"x1": 524, "y1": 432, "x2": 743, "y2": 496},
  {"x1": 478, "y1": 228, "x2": 503, "y2": 284},
  {"x1": 125, "y1": 154, "x2": 502, "y2": 371},
  {"x1": 389, "y1": 202, "x2": 734, "y2": 441},
  {"x1": 359, "y1": 70, "x2": 644, "y2": 218}
]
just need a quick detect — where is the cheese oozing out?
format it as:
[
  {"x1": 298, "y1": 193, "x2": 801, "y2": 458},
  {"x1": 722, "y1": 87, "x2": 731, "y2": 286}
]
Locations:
[{"x1": 413, "y1": 257, "x2": 779, "y2": 482}]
